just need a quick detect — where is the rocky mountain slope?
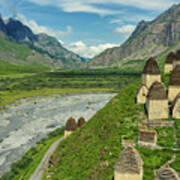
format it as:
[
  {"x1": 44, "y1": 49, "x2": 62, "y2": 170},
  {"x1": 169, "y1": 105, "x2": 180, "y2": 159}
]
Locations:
[
  {"x1": 0, "y1": 30, "x2": 58, "y2": 69},
  {"x1": 86, "y1": 3, "x2": 180, "y2": 68},
  {"x1": 0, "y1": 15, "x2": 83, "y2": 68}
]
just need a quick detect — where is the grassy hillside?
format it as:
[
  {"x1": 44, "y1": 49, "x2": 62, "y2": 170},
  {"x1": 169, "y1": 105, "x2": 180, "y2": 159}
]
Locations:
[
  {"x1": 0, "y1": 34, "x2": 59, "y2": 68},
  {"x1": 43, "y1": 79, "x2": 180, "y2": 180},
  {"x1": 0, "y1": 60, "x2": 50, "y2": 74}
]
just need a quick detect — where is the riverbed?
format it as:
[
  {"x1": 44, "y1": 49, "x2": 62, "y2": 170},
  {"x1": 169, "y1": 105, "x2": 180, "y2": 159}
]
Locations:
[{"x1": 0, "y1": 92, "x2": 116, "y2": 176}]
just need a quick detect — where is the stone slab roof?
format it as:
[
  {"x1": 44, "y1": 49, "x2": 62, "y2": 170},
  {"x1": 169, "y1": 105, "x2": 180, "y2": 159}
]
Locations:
[
  {"x1": 65, "y1": 117, "x2": 77, "y2": 131},
  {"x1": 142, "y1": 57, "x2": 160, "y2": 75},
  {"x1": 115, "y1": 146, "x2": 142, "y2": 174},
  {"x1": 155, "y1": 168, "x2": 179, "y2": 180},
  {"x1": 169, "y1": 65, "x2": 180, "y2": 86},
  {"x1": 77, "y1": 117, "x2": 85, "y2": 127},
  {"x1": 147, "y1": 82, "x2": 167, "y2": 100},
  {"x1": 165, "y1": 52, "x2": 177, "y2": 64},
  {"x1": 139, "y1": 129, "x2": 157, "y2": 143}
]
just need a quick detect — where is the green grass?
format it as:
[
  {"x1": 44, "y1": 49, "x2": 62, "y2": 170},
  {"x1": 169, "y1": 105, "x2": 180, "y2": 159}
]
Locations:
[
  {"x1": 0, "y1": 36, "x2": 32, "y2": 61},
  {"x1": 137, "y1": 147, "x2": 174, "y2": 180},
  {"x1": 171, "y1": 150, "x2": 180, "y2": 172},
  {"x1": 1, "y1": 127, "x2": 65, "y2": 180},
  {"x1": 0, "y1": 60, "x2": 50, "y2": 74},
  {"x1": 42, "y1": 81, "x2": 177, "y2": 180},
  {"x1": 0, "y1": 70, "x2": 139, "y2": 106},
  {"x1": 175, "y1": 119, "x2": 180, "y2": 147},
  {"x1": 155, "y1": 127, "x2": 174, "y2": 148}
]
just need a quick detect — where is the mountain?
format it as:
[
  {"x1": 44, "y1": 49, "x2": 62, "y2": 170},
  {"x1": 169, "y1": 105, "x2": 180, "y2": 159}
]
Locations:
[
  {"x1": 0, "y1": 15, "x2": 6, "y2": 33},
  {"x1": 0, "y1": 30, "x2": 62, "y2": 68},
  {"x1": 86, "y1": 4, "x2": 180, "y2": 68},
  {"x1": 0, "y1": 15, "x2": 83, "y2": 68}
]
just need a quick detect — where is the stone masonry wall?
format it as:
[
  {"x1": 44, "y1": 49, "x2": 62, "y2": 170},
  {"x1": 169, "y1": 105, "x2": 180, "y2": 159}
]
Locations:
[
  {"x1": 136, "y1": 86, "x2": 148, "y2": 104},
  {"x1": 146, "y1": 99, "x2": 169, "y2": 120},
  {"x1": 168, "y1": 86, "x2": 180, "y2": 102},
  {"x1": 142, "y1": 74, "x2": 161, "y2": 89},
  {"x1": 114, "y1": 172, "x2": 143, "y2": 180},
  {"x1": 164, "y1": 64, "x2": 173, "y2": 74}
]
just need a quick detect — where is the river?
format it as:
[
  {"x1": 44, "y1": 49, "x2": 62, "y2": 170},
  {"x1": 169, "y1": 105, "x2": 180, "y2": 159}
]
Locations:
[{"x1": 0, "y1": 92, "x2": 116, "y2": 176}]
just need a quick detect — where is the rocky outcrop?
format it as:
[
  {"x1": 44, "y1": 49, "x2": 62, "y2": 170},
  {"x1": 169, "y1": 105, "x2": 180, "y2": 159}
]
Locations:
[
  {"x1": 5, "y1": 18, "x2": 36, "y2": 44},
  {"x1": 0, "y1": 14, "x2": 6, "y2": 33},
  {"x1": 34, "y1": 33, "x2": 83, "y2": 66},
  {"x1": 87, "y1": 4, "x2": 180, "y2": 68}
]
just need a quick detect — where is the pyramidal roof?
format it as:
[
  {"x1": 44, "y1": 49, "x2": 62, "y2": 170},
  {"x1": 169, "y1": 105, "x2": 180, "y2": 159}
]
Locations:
[
  {"x1": 147, "y1": 82, "x2": 167, "y2": 100},
  {"x1": 165, "y1": 52, "x2": 177, "y2": 64},
  {"x1": 154, "y1": 168, "x2": 179, "y2": 180},
  {"x1": 142, "y1": 57, "x2": 160, "y2": 74},
  {"x1": 169, "y1": 65, "x2": 180, "y2": 86},
  {"x1": 115, "y1": 146, "x2": 142, "y2": 174},
  {"x1": 77, "y1": 117, "x2": 85, "y2": 127},
  {"x1": 65, "y1": 117, "x2": 77, "y2": 131}
]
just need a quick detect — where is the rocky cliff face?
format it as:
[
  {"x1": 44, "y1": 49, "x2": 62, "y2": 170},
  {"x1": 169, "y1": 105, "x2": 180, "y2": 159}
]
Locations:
[
  {"x1": 5, "y1": 18, "x2": 37, "y2": 44},
  {"x1": 0, "y1": 16, "x2": 83, "y2": 68},
  {"x1": 87, "y1": 4, "x2": 180, "y2": 68},
  {"x1": 34, "y1": 33, "x2": 83, "y2": 66},
  {"x1": 0, "y1": 14, "x2": 6, "y2": 33}
]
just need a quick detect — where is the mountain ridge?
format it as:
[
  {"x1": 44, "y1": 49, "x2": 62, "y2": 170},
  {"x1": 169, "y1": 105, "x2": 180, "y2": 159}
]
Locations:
[
  {"x1": 85, "y1": 3, "x2": 180, "y2": 68},
  {"x1": 0, "y1": 15, "x2": 84, "y2": 68}
]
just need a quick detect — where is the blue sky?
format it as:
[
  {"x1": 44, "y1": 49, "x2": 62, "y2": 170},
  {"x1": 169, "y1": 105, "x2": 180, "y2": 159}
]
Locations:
[{"x1": 0, "y1": 0, "x2": 179, "y2": 58}]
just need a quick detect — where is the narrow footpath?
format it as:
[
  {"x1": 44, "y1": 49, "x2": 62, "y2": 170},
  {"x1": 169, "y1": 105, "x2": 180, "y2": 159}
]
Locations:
[{"x1": 29, "y1": 137, "x2": 64, "y2": 180}]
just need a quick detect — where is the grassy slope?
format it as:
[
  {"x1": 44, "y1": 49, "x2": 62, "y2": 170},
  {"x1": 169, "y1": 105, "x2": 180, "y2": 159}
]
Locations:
[
  {"x1": 0, "y1": 33, "x2": 50, "y2": 74},
  {"x1": 0, "y1": 35, "x2": 32, "y2": 61},
  {"x1": 43, "y1": 80, "x2": 179, "y2": 180},
  {"x1": 0, "y1": 34, "x2": 56, "y2": 69},
  {"x1": 0, "y1": 60, "x2": 50, "y2": 74}
]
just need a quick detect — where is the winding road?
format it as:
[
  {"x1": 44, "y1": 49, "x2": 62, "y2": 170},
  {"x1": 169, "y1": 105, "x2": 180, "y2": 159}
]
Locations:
[{"x1": 29, "y1": 137, "x2": 64, "y2": 180}]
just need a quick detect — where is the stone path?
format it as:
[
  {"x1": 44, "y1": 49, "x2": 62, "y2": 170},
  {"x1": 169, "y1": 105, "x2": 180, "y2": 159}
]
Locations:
[{"x1": 29, "y1": 137, "x2": 64, "y2": 180}]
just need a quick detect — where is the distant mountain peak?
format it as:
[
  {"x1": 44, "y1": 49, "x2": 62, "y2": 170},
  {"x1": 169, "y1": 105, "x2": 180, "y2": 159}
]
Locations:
[
  {"x1": 0, "y1": 15, "x2": 6, "y2": 33},
  {"x1": 0, "y1": 14, "x2": 84, "y2": 68},
  {"x1": 87, "y1": 3, "x2": 180, "y2": 68}
]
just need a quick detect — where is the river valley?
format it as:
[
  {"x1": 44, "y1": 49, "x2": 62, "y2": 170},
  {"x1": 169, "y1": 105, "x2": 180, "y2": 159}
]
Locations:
[{"x1": 0, "y1": 93, "x2": 116, "y2": 176}]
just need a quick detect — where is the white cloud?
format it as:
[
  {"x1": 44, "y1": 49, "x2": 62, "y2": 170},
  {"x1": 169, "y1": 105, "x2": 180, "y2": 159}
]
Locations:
[
  {"x1": 110, "y1": 19, "x2": 123, "y2": 24},
  {"x1": 59, "y1": 1, "x2": 119, "y2": 15},
  {"x1": 28, "y1": 0, "x2": 179, "y2": 16},
  {"x1": 110, "y1": 14, "x2": 154, "y2": 24},
  {"x1": 64, "y1": 41, "x2": 120, "y2": 58},
  {"x1": 113, "y1": 24, "x2": 136, "y2": 37},
  {"x1": 16, "y1": 13, "x2": 72, "y2": 38}
]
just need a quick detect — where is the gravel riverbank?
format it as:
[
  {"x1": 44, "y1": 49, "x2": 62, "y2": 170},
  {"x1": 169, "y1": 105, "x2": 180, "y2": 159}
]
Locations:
[{"x1": 0, "y1": 92, "x2": 116, "y2": 176}]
